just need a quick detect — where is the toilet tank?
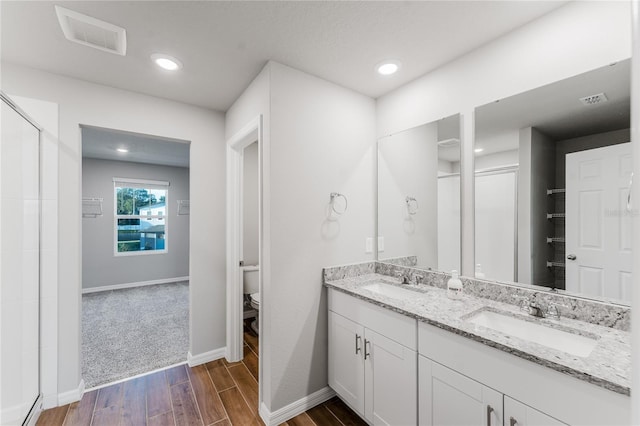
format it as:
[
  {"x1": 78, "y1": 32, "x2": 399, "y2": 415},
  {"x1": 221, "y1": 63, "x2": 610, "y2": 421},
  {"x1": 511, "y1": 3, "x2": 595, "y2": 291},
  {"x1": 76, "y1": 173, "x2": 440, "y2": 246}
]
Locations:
[{"x1": 242, "y1": 265, "x2": 260, "y2": 294}]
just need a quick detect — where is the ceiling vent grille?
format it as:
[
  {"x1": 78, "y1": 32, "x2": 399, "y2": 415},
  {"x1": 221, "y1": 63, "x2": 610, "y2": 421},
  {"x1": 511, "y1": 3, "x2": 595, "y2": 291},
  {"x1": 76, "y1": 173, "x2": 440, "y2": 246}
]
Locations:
[
  {"x1": 55, "y1": 6, "x2": 126, "y2": 56},
  {"x1": 579, "y1": 92, "x2": 608, "y2": 106},
  {"x1": 437, "y1": 138, "x2": 460, "y2": 147}
]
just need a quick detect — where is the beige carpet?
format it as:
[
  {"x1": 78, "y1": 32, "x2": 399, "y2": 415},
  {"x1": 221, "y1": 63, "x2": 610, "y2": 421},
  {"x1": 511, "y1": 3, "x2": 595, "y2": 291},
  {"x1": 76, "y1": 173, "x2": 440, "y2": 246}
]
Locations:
[{"x1": 82, "y1": 282, "x2": 189, "y2": 388}]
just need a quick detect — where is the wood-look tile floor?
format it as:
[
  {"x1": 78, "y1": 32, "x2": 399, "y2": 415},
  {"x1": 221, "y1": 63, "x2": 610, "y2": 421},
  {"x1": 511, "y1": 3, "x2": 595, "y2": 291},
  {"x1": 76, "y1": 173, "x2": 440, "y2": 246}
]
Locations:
[{"x1": 37, "y1": 325, "x2": 365, "y2": 426}]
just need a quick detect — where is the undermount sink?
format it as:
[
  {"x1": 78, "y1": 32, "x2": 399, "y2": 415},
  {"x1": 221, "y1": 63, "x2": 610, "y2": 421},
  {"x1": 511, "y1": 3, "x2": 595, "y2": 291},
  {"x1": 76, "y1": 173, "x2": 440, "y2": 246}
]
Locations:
[
  {"x1": 362, "y1": 282, "x2": 419, "y2": 299},
  {"x1": 466, "y1": 309, "x2": 598, "y2": 357}
]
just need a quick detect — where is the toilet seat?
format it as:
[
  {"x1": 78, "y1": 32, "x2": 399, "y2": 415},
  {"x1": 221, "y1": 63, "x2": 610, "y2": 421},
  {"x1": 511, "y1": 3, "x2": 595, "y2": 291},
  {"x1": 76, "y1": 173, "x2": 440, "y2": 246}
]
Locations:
[{"x1": 250, "y1": 292, "x2": 260, "y2": 309}]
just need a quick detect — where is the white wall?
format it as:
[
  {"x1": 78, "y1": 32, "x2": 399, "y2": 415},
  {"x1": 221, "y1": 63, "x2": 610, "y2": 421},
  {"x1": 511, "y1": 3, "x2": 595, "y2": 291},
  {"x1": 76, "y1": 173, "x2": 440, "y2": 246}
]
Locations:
[
  {"x1": 242, "y1": 142, "x2": 259, "y2": 266},
  {"x1": 378, "y1": 123, "x2": 438, "y2": 266},
  {"x1": 1, "y1": 62, "x2": 226, "y2": 398},
  {"x1": 630, "y1": 3, "x2": 639, "y2": 422},
  {"x1": 225, "y1": 63, "x2": 272, "y2": 406},
  {"x1": 82, "y1": 158, "x2": 190, "y2": 289},
  {"x1": 377, "y1": 0, "x2": 631, "y2": 275},
  {"x1": 268, "y1": 62, "x2": 376, "y2": 412}
]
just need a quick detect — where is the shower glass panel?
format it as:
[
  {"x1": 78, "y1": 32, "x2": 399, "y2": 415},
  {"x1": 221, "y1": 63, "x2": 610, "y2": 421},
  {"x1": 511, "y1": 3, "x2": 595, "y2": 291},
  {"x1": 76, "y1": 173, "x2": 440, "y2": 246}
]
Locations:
[{"x1": 1, "y1": 96, "x2": 41, "y2": 424}]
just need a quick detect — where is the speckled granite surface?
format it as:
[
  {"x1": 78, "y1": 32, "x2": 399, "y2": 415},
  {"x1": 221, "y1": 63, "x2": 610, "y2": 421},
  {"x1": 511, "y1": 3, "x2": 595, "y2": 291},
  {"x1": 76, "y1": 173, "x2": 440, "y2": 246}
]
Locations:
[
  {"x1": 323, "y1": 271, "x2": 631, "y2": 396},
  {"x1": 373, "y1": 262, "x2": 630, "y2": 331}
]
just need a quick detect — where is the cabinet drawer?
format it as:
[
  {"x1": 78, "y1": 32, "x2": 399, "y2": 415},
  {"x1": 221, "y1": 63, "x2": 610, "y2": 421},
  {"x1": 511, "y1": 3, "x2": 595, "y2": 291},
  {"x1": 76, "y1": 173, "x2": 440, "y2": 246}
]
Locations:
[{"x1": 328, "y1": 288, "x2": 416, "y2": 350}]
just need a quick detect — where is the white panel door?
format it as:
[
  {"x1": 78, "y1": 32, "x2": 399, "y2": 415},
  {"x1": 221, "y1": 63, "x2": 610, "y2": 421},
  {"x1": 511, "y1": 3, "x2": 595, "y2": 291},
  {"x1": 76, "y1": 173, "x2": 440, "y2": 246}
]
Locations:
[
  {"x1": 427, "y1": 360, "x2": 503, "y2": 426},
  {"x1": 566, "y1": 143, "x2": 632, "y2": 301},
  {"x1": 504, "y1": 396, "x2": 566, "y2": 426},
  {"x1": 328, "y1": 311, "x2": 365, "y2": 415},
  {"x1": 364, "y1": 328, "x2": 417, "y2": 425}
]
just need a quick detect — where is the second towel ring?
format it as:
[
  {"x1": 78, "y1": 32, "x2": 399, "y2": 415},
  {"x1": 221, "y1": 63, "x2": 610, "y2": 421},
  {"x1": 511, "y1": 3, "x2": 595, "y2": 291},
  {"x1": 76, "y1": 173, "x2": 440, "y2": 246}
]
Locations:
[
  {"x1": 406, "y1": 196, "x2": 419, "y2": 215},
  {"x1": 330, "y1": 192, "x2": 348, "y2": 215}
]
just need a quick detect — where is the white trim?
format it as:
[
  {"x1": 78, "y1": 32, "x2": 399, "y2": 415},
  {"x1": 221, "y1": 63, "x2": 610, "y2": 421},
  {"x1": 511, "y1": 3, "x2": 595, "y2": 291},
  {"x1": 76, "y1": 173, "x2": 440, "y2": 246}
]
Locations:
[
  {"x1": 81, "y1": 276, "x2": 189, "y2": 294},
  {"x1": 85, "y1": 361, "x2": 188, "y2": 392},
  {"x1": 226, "y1": 115, "x2": 262, "y2": 366},
  {"x1": 187, "y1": 347, "x2": 226, "y2": 367},
  {"x1": 112, "y1": 177, "x2": 169, "y2": 187},
  {"x1": 58, "y1": 379, "x2": 84, "y2": 406},
  {"x1": 258, "y1": 387, "x2": 336, "y2": 426},
  {"x1": 24, "y1": 394, "x2": 43, "y2": 426}
]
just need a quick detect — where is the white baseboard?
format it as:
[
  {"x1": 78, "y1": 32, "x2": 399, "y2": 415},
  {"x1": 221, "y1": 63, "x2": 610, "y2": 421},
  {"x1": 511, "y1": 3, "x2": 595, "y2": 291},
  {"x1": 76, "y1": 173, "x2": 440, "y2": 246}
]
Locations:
[
  {"x1": 58, "y1": 379, "x2": 85, "y2": 406},
  {"x1": 42, "y1": 393, "x2": 58, "y2": 410},
  {"x1": 82, "y1": 276, "x2": 189, "y2": 294},
  {"x1": 187, "y1": 347, "x2": 226, "y2": 367},
  {"x1": 259, "y1": 386, "x2": 336, "y2": 425}
]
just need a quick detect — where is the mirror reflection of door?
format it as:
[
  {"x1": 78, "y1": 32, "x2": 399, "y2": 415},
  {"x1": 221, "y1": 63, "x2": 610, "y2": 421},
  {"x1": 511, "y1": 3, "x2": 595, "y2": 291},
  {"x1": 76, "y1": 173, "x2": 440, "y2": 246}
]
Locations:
[
  {"x1": 473, "y1": 59, "x2": 631, "y2": 304},
  {"x1": 565, "y1": 143, "x2": 632, "y2": 302}
]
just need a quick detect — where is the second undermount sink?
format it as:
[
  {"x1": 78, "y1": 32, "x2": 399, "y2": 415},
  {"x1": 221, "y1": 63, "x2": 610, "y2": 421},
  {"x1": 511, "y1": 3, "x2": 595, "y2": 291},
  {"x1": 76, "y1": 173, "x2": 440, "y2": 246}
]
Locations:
[
  {"x1": 362, "y1": 282, "x2": 420, "y2": 300},
  {"x1": 466, "y1": 309, "x2": 598, "y2": 357}
]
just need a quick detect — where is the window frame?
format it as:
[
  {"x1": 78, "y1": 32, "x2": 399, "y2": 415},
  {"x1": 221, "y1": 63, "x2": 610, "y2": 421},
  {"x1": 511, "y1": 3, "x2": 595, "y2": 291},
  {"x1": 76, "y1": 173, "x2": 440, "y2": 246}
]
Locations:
[{"x1": 113, "y1": 177, "x2": 169, "y2": 257}]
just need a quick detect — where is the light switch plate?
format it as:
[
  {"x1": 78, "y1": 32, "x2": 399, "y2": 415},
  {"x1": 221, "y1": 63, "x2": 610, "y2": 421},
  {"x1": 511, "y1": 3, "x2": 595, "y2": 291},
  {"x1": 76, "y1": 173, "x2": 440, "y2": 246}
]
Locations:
[
  {"x1": 365, "y1": 237, "x2": 373, "y2": 253},
  {"x1": 378, "y1": 236, "x2": 384, "y2": 252}
]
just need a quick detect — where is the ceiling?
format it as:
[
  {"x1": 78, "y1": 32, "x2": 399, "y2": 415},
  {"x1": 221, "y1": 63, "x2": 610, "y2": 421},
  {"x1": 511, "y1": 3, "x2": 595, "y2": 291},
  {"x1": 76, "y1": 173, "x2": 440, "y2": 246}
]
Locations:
[
  {"x1": 475, "y1": 59, "x2": 631, "y2": 155},
  {"x1": 1, "y1": 1, "x2": 568, "y2": 112},
  {"x1": 82, "y1": 125, "x2": 190, "y2": 167}
]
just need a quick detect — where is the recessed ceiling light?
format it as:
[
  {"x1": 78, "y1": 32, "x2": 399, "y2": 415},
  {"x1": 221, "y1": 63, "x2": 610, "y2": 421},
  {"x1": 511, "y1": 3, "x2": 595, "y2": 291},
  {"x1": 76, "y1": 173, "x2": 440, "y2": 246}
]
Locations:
[
  {"x1": 376, "y1": 60, "x2": 400, "y2": 76},
  {"x1": 151, "y1": 53, "x2": 183, "y2": 71},
  {"x1": 474, "y1": 148, "x2": 484, "y2": 153},
  {"x1": 116, "y1": 148, "x2": 129, "y2": 153}
]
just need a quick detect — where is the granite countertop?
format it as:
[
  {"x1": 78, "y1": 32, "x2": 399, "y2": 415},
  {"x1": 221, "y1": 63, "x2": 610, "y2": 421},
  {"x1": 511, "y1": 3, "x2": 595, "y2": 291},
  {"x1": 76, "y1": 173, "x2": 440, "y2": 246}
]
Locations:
[{"x1": 324, "y1": 273, "x2": 631, "y2": 396}]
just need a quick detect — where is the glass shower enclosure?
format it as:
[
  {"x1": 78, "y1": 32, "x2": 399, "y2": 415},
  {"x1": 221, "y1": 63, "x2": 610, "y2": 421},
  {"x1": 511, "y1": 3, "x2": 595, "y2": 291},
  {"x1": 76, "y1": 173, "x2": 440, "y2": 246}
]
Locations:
[{"x1": 0, "y1": 93, "x2": 42, "y2": 425}]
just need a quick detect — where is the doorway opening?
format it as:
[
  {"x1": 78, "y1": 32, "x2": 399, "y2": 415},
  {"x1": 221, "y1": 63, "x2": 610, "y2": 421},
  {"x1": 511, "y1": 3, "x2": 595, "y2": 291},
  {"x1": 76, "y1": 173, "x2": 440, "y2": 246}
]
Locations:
[
  {"x1": 81, "y1": 125, "x2": 191, "y2": 388},
  {"x1": 226, "y1": 115, "x2": 263, "y2": 408}
]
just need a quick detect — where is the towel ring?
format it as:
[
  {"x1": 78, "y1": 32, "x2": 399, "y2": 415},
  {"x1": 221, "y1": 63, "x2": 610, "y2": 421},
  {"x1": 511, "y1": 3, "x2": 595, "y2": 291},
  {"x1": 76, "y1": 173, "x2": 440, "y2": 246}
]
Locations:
[
  {"x1": 406, "y1": 196, "x2": 418, "y2": 215},
  {"x1": 330, "y1": 192, "x2": 348, "y2": 215}
]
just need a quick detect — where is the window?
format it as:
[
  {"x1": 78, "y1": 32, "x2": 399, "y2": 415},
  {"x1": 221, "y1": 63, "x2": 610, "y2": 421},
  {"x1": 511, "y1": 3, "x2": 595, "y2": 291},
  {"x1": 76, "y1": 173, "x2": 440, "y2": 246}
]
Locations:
[{"x1": 114, "y1": 178, "x2": 169, "y2": 255}]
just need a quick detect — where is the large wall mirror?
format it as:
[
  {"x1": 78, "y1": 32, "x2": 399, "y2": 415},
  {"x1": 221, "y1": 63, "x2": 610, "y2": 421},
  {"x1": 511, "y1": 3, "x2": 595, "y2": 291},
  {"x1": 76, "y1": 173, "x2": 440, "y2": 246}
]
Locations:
[
  {"x1": 474, "y1": 59, "x2": 631, "y2": 305},
  {"x1": 377, "y1": 114, "x2": 461, "y2": 273}
]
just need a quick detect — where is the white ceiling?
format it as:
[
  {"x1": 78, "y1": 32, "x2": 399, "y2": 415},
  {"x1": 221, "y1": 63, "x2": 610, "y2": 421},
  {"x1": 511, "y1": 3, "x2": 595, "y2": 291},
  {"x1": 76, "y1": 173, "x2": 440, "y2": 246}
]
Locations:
[
  {"x1": 1, "y1": 1, "x2": 568, "y2": 112},
  {"x1": 475, "y1": 59, "x2": 631, "y2": 155},
  {"x1": 82, "y1": 125, "x2": 190, "y2": 167}
]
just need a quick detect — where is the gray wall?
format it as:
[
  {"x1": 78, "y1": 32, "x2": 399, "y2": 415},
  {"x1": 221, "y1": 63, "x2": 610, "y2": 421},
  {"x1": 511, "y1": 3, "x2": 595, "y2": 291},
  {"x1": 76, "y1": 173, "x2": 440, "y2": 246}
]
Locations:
[
  {"x1": 529, "y1": 127, "x2": 555, "y2": 286},
  {"x1": 82, "y1": 158, "x2": 190, "y2": 289}
]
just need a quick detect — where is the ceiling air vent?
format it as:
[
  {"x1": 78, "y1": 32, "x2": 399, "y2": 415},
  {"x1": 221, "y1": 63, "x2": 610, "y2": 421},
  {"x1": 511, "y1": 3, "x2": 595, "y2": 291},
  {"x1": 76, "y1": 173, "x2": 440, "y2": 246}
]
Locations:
[
  {"x1": 579, "y1": 92, "x2": 608, "y2": 106},
  {"x1": 437, "y1": 138, "x2": 460, "y2": 148},
  {"x1": 55, "y1": 6, "x2": 126, "y2": 56}
]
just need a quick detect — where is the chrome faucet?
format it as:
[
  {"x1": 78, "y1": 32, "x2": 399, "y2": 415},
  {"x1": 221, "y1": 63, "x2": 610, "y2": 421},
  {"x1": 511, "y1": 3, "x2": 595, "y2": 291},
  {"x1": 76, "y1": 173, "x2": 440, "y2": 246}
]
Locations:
[
  {"x1": 396, "y1": 271, "x2": 411, "y2": 284},
  {"x1": 527, "y1": 298, "x2": 545, "y2": 318},
  {"x1": 513, "y1": 293, "x2": 545, "y2": 318},
  {"x1": 513, "y1": 293, "x2": 566, "y2": 319}
]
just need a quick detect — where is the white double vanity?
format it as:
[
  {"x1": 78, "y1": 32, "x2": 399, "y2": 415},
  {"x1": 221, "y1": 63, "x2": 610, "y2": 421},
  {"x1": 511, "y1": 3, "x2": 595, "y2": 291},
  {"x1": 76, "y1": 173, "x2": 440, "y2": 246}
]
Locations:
[
  {"x1": 324, "y1": 264, "x2": 630, "y2": 426},
  {"x1": 325, "y1": 58, "x2": 633, "y2": 425}
]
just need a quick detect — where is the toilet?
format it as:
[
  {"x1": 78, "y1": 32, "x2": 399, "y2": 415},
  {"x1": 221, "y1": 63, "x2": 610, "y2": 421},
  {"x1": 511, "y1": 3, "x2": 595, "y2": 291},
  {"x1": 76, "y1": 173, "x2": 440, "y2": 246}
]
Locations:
[{"x1": 242, "y1": 265, "x2": 260, "y2": 334}]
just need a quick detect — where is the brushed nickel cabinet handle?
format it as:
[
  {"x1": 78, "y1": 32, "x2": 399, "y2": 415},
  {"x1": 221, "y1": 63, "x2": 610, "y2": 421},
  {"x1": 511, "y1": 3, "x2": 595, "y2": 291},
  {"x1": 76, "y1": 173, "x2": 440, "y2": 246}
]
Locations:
[
  {"x1": 510, "y1": 416, "x2": 518, "y2": 426},
  {"x1": 355, "y1": 334, "x2": 361, "y2": 355},
  {"x1": 364, "y1": 339, "x2": 371, "y2": 360},
  {"x1": 486, "y1": 405, "x2": 494, "y2": 426}
]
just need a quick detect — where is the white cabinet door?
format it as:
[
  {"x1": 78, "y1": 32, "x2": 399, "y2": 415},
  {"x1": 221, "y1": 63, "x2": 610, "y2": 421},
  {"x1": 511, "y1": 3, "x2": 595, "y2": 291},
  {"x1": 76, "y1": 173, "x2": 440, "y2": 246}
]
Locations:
[
  {"x1": 364, "y1": 328, "x2": 417, "y2": 425},
  {"x1": 328, "y1": 311, "x2": 365, "y2": 415},
  {"x1": 505, "y1": 396, "x2": 566, "y2": 426},
  {"x1": 419, "y1": 356, "x2": 503, "y2": 426}
]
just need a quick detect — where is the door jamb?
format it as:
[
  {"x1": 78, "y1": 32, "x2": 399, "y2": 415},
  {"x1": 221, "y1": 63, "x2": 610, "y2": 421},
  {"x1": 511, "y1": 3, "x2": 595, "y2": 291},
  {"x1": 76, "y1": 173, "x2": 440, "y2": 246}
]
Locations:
[{"x1": 226, "y1": 115, "x2": 262, "y2": 362}]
